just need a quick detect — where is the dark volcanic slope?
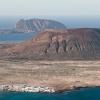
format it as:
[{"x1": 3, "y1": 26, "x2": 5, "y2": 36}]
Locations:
[
  {"x1": 14, "y1": 19, "x2": 66, "y2": 33},
  {"x1": 4, "y1": 28, "x2": 100, "y2": 60}
]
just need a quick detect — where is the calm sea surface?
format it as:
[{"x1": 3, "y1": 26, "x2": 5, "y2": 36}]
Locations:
[
  {"x1": 0, "y1": 33, "x2": 36, "y2": 42},
  {"x1": 0, "y1": 88, "x2": 100, "y2": 100}
]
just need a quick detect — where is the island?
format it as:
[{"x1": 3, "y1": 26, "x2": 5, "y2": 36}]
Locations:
[
  {"x1": 0, "y1": 28, "x2": 100, "y2": 93},
  {"x1": 0, "y1": 18, "x2": 66, "y2": 33}
]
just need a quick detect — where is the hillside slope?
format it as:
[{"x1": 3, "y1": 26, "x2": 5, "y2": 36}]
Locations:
[{"x1": 4, "y1": 28, "x2": 100, "y2": 60}]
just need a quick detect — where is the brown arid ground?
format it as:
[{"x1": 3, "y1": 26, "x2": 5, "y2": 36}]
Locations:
[
  {"x1": 0, "y1": 42, "x2": 18, "y2": 51},
  {"x1": 0, "y1": 60, "x2": 100, "y2": 91}
]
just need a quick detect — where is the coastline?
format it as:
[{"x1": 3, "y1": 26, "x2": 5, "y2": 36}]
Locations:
[
  {"x1": 0, "y1": 84, "x2": 100, "y2": 94},
  {"x1": 0, "y1": 60, "x2": 100, "y2": 94},
  {"x1": 55, "y1": 86, "x2": 100, "y2": 93},
  {"x1": 0, "y1": 85, "x2": 55, "y2": 93}
]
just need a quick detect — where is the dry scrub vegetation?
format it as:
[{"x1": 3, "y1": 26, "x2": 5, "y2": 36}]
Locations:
[{"x1": 0, "y1": 60, "x2": 100, "y2": 90}]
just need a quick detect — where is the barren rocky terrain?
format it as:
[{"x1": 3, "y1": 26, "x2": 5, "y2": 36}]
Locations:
[
  {"x1": 0, "y1": 60, "x2": 100, "y2": 91},
  {"x1": 0, "y1": 28, "x2": 100, "y2": 91},
  {"x1": 0, "y1": 42, "x2": 18, "y2": 51},
  {"x1": 3, "y1": 28, "x2": 100, "y2": 60}
]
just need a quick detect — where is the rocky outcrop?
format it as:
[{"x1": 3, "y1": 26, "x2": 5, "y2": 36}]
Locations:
[
  {"x1": 14, "y1": 18, "x2": 67, "y2": 33},
  {"x1": 4, "y1": 28, "x2": 100, "y2": 60}
]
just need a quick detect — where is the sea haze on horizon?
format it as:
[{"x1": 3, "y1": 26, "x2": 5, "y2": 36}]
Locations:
[{"x1": 0, "y1": 16, "x2": 100, "y2": 29}]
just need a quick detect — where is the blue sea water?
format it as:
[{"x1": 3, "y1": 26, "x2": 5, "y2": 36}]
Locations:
[
  {"x1": 0, "y1": 88, "x2": 100, "y2": 100},
  {"x1": 0, "y1": 33, "x2": 36, "y2": 42}
]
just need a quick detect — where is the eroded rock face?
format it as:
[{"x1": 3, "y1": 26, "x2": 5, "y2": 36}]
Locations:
[
  {"x1": 4, "y1": 28, "x2": 100, "y2": 60},
  {"x1": 14, "y1": 19, "x2": 67, "y2": 33}
]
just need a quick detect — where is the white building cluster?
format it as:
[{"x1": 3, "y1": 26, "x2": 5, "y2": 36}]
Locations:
[{"x1": 0, "y1": 85, "x2": 55, "y2": 93}]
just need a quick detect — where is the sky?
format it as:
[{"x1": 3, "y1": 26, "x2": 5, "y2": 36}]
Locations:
[
  {"x1": 0, "y1": 0, "x2": 100, "y2": 17},
  {"x1": 0, "y1": 0, "x2": 100, "y2": 29}
]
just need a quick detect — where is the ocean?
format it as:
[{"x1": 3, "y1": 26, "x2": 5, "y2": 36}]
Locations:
[
  {"x1": 0, "y1": 33, "x2": 36, "y2": 42},
  {"x1": 0, "y1": 16, "x2": 100, "y2": 29},
  {"x1": 0, "y1": 88, "x2": 100, "y2": 100}
]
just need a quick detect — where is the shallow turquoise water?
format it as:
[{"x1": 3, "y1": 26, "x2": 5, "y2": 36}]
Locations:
[{"x1": 0, "y1": 88, "x2": 100, "y2": 100}]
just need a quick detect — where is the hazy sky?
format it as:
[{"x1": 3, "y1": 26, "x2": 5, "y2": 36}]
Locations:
[{"x1": 0, "y1": 0, "x2": 100, "y2": 16}]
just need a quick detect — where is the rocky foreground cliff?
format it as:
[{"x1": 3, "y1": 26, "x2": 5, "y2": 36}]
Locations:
[
  {"x1": 3, "y1": 28, "x2": 100, "y2": 60},
  {"x1": 0, "y1": 18, "x2": 66, "y2": 33}
]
